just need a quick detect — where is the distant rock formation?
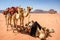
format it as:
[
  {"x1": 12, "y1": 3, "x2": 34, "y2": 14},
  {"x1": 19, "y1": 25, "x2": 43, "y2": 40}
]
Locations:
[
  {"x1": 48, "y1": 9, "x2": 57, "y2": 14},
  {"x1": 0, "y1": 10, "x2": 3, "y2": 13},
  {"x1": 31, "y1": 9, "x2": 57, "y2": 14},
  {"x1": 31, "y1": 9, "x2": 48, "y2": 13}
]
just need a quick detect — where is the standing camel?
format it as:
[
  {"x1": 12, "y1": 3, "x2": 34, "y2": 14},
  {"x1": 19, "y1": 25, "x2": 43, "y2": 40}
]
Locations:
[
  {"x1": 3, "y1": 7, "x2": 13, "y2": 31},
  {"x1": 18, "y1": 6, "x2": 33, "y2": 30},
  {"x1": 12, "y1": 6, "x2": 25, "y2": 32},
  {"x1": 9, "y1": 7, "x2": 19, "y2": 32}
]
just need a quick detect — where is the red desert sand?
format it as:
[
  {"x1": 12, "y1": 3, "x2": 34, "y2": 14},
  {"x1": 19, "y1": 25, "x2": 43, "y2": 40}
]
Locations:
[{"x1": 0, "y1": 13, "x2": 60, "y2": 40}]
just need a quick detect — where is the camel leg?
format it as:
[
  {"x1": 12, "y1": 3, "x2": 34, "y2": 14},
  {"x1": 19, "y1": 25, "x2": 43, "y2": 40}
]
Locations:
[
  {"x1": 5, "y1": 15, "x2": 9, "y2": 31},
  {"x1": 10, "y1": 16, "x2": 12, "y2": 25},
  {"x1": 20, "y1": 17, "x2": 24, "y2": 27},
  {"x1": 6, "y1": 15, "x2": 13, "y2": 31},
  {"x1": 5, "y1": 16, "x2": 8, "y2": 31},
  {"x1": 20, "y1": 18, "x2": 22, "y2": 31},
  {"x1": 13, "y1": 18, "x2": 18, "y2": 33},
  {"x1": 7, "y1": 22, "x2": 9, "y2": 31},
  {"x1": 13, "y1": 18, "x2": 16, "y2": 32},
  {"x1": 7, "y1": 16, "x2": 9, "y2": 31},
  {"x1": 20, "y1": 18, "x2": 21, "y2": 26},
  {"x1": 15, "y1": 19, "x2": 18, "y2": 31},
  {"x1": 21, "y1": 17, "x2": 24, "y2": 27},
  {"x1": 5, "y1": 15, "x2": 12, "y2": 31},
  {"x1": 10, "y1": 16, "x2": 13, "y2": 30},
  {"x1": 20, "y1": 17, "x2": 24, "y2": 31},
  {"x1": 5, "y1": 15, "x2": 7, "y2": 25}
]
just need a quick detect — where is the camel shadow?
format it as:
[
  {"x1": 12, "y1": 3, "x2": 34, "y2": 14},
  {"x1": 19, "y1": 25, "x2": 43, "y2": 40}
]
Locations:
[
  {"x1": 16, "y1": 25, "x2": 30, "y2": 35},
  {"x1": 15, "y1": 25, "x2": 36, "y2": 38}
]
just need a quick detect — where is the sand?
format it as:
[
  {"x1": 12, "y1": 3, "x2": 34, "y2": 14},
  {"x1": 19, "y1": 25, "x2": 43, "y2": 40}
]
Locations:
[{"x1": 0, "y1": 13, "x2": 60, "y2": 40}]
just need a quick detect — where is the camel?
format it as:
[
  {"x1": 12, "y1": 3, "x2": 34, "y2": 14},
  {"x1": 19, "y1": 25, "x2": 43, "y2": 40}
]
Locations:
[
  {"x1": 3, "y1": 7, "x2": 17, "y2": 31},
  {"x1": 6, "y1": 7, "x2": 19, "y2": 32},
  {"x1": 25, "y1": 21, "x2": 54, "y2": 40},
  {"x1": 19, "y1": 6, "x2": 33, "y2": 31},
  {"x1": 3, "y1": 7, "x2": 13, "y2": 31},
  {"x1": 10, "y1": 6, "x2": 25, "y2": 32}
]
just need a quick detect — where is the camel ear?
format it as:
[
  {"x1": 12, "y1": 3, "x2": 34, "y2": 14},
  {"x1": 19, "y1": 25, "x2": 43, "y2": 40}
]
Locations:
[
  {"x1": 24, "y1": 9, "x2": 25, "y2": 10},
  {"x1": 30, "y1": 6, "x2": 33, "y2": 9},
  {"x1": 49, "y1": 28, "x2": 55, "y2": 33},
  {"x1": 32, "y1": 8, "x2": 33, "y2": 9},
  {"x1": 18, "y1": 6, "x2": 22, "y2": 9},
  {"x1": 27, "y1": 6, "x2": 33, "y2": 9},
  {"x1": 29, "y1": 6, "x2": 33, "y2": 9}
]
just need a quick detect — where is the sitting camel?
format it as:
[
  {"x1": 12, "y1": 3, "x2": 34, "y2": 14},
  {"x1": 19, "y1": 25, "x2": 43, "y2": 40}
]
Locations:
[{"x1": 25, "y1": 21, "x2": 54, "y2": 40}]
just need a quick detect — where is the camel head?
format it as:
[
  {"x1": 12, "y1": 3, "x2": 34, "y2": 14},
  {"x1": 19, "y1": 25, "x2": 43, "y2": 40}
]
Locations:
[
  {"x1": 18, "y1": 7, "x2": 24, "y2": 13},
  {"x1": 6, "y1": 7, "x2": 10, "y2": 12},
  {"x1": 25, "y1": 20, "x2": 34, "y2": 26},
  {"x1": 10, "y1": 7, "x2": 15, "y2": 12},
  {"x1": 2, "y1": 10, "x2": 7, "y2": 15},
  {"x1": 46, "y1": 28, "x2": 55, "y2": 33},
  {"x1": 9, "y1": 7, "x2": 16, "y2": 15},
  {"x1": 38, "y1": 27, "x2": 55, "y2": 40},
  {"x1": 44, "y1": 28, "x2": 55, "y2": 38},
  {"x1": 15, "y1": 7, "x2": 19, "y2": 13},
  {"x1": 2, "y1": 7, "x2": 10, "y2": 15},
  {"x1": 27, "y1": 6, "x2": 33, "y2": 12},
  {"x1": 5, "y1": 7, "x2": 10, "y2": 13}
]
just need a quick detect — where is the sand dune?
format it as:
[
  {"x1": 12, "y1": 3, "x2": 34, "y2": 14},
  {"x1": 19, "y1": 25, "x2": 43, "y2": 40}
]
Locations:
[{"x1": 0, "y1": 13, "x2": 60, "y2": 40}]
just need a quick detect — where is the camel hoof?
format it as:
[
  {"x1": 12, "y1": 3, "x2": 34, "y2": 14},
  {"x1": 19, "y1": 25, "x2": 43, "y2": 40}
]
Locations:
[
  {"x1": 7, "y1": 29, "x2": 8, "y2": 31},
  {"x1": 13, "y1": 31, "x2": 15, "y2": 33}
]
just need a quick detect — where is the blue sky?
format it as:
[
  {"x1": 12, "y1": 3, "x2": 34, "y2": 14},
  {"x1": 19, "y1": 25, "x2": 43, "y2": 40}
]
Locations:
[{"x1": 0, "y1": 0, "x2": 60, "y2": 12}]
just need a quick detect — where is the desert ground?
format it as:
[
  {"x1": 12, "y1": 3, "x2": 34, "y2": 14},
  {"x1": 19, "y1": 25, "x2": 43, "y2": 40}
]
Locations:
[{"x1": 0, "y1": 13, "x2": 60, "y2": 40}]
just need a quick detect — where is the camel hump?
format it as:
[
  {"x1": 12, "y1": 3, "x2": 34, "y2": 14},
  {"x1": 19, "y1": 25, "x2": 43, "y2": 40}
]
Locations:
[{"x1": 7, "y1": 13, "x2": 11, "y2": 16}]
